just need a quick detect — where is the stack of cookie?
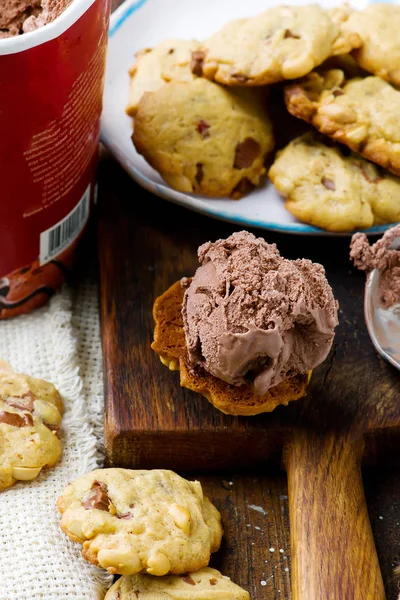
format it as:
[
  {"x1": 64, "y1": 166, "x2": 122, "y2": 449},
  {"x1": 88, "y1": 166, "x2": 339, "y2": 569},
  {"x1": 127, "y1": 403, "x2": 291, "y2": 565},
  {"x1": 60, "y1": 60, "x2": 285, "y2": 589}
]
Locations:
[
  {"x1": 126, "y1": 3, "x2": 400, "y2": 232},
  {"x1": 57, "y1": 468, "x2": 250, "y2": 599}
]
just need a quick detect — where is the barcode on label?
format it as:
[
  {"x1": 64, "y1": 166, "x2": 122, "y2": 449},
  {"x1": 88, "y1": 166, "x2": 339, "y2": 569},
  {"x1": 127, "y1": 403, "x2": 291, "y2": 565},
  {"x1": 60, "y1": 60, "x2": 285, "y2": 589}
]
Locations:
[{"x1": 40, "y1": 185, "x2": 90, "y2": 265}]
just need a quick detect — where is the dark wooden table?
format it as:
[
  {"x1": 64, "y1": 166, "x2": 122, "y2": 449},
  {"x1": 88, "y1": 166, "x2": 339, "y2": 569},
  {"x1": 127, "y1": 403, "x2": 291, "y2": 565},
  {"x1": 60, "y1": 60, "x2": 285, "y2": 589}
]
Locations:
[{"x1": 98, "y1": 3, "x2": 400, "y2": 597}]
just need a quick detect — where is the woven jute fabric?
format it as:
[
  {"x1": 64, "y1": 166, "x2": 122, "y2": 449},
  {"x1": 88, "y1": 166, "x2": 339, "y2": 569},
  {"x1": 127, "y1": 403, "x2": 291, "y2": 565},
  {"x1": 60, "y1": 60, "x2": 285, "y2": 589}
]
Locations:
[{"x1": 0, "y1": 280, "x2": 112, "y2": 599}]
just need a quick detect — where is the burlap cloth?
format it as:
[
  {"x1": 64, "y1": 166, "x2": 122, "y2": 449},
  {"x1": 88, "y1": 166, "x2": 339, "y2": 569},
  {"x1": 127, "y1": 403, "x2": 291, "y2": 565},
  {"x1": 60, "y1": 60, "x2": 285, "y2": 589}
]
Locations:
[{"x1": 0, "y1": 278, "x2": 113, "y2": 599}]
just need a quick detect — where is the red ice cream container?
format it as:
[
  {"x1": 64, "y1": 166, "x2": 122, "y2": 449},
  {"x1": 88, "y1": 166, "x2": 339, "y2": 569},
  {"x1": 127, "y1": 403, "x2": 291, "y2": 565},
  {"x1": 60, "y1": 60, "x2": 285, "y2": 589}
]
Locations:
[{"x1": 0, "y1": 0, "x2": 111, "y2": 319}]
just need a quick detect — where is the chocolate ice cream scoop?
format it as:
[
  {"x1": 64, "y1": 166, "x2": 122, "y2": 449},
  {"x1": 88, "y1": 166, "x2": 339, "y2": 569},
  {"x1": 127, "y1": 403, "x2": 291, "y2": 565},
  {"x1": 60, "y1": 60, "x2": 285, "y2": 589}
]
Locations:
[
  {"x1": 181, "y1": 231, "x2": 338, "y2": 395},
  {"x1": 350, "y1": 224, "x2": 400, "y2": 371},
  {"x1": 350, "y1": 224, "x2": 400, "y2": 309}
]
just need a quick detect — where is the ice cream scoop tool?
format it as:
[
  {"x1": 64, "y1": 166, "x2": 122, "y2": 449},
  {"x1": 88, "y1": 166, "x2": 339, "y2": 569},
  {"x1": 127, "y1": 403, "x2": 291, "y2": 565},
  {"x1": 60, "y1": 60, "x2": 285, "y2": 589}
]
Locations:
[{"x1": 364, "y1": 235, "x2": 400, "y2": 372}]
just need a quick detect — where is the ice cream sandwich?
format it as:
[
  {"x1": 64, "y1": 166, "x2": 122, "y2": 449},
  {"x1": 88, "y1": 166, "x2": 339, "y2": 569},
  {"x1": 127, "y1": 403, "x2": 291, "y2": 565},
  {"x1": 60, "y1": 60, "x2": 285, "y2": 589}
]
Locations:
[{"x1": 152, "y1": 231, "x2": 338, "y2": 416}]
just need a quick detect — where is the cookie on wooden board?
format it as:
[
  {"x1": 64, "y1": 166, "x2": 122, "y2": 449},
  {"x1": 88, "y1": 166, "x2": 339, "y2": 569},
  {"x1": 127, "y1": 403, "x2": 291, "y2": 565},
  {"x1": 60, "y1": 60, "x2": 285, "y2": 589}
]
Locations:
[
  {"x1": 57, "y1": 468, "x2": 223, "y2": 575},
  {"x1": 151, "y1": 280, "x2": 310, "y2": 416}
]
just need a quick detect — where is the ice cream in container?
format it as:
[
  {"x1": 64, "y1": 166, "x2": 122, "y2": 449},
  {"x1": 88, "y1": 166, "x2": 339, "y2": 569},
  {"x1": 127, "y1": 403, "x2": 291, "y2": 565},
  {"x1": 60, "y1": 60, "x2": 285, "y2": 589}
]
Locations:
[{"x1": 0, "y1": 0, "x2": 111, "y2": 318}]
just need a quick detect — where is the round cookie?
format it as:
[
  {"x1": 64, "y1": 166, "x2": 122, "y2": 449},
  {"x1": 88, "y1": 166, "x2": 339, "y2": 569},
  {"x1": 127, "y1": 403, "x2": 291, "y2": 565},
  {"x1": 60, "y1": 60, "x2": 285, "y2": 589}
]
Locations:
[
  {"x1": 126, "y1": 39, "x2": 199, "y2": 117},
  {"x1": 0, "y1": 367, "x2": 63, "y2": 491},
  {"x1": 284, "y1": 69, "x2": 400, "y2": 176},
  {"x1": 347, "y1": 4, "x2": 400, "y2": 86},
  {"x1": 269, "y1": 132, "x2": 400, "y2": 232},
  {"x1": 57, "y1": 469, "x2": 223, "y2": 575},
  {"x1": 133, "y1": 78, "x2": 274, "y2": 199},
  {"x1": 104, "y1": 567, "x2": 250, "y2": 600},
  {"x1": 192, "y1": 4, "x2": 361, "y2": 86}
]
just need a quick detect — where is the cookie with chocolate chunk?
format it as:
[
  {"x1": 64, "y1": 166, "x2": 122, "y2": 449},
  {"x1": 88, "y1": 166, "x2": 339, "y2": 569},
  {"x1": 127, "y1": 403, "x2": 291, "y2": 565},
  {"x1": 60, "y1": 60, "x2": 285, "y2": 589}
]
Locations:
[
  {"x1": 0, "y1": 364, "x2": 63, "y2": 491},
  {"x1": 126, "y1": 39, "x2": 199, "y2": 117},
  {"x1": 193, "y1": 4, "x2": 360, "y2": 86},
  {"x1": 269, "y1": 132, "x2": 400, "y2": 232},
  {"x1": 133, "y1": 78, "x2": 274, "y2": 199},
  {"x1": 284, "y1": 69, "x2": 400, "y2": 176},
  {"x1": 57, "y1": 468, "x2": 223, "y2": 575},
  {"x1": 104, "y1": 567, "x2": 250, "y2": 600}
]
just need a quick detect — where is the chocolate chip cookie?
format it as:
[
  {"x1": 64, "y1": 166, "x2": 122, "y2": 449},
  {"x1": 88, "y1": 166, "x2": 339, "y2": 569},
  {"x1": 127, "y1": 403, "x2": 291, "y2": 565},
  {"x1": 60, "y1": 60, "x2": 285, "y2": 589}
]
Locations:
[
  {"x1": 57, "y1": 469, "x2": 223, "y2": 575},
  {"x1": 284, "y1": 69, "x2": 400, "y2": 176},
  {"x1": 346, "y1": 4, "x2": 400, "y2": 86},
  {"x1": 192, "y1": 4, "x2": 360, "y2": 86},
  {"x1": 104, "y1": 567, "x2": 250, "y2": 600},
  {"x1": 269, "y1": 132, "x2": 400, "y2": 232},
  {"x1": 133, "y1": 78, "x2": 274, "y2": 199},
  {"x1": 126, "y1": 39, "x2": 199, "y2": 117},
  {"x1": 0, "y1": 366, "x2": 63, "y2": 491}
]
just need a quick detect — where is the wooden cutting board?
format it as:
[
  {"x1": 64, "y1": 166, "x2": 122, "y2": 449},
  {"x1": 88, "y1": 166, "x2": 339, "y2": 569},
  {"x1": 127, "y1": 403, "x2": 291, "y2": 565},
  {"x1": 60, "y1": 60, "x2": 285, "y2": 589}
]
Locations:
[{"x1": 97, "y1": 154, "x2": 400, "y2": 599}]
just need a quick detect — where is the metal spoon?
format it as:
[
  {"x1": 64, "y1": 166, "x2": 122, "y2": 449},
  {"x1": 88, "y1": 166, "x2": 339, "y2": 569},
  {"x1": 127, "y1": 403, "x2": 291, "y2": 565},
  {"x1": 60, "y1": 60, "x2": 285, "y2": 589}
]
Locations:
[{"x1": 364, "y1": 236, "x2": 400, "y2": 371}]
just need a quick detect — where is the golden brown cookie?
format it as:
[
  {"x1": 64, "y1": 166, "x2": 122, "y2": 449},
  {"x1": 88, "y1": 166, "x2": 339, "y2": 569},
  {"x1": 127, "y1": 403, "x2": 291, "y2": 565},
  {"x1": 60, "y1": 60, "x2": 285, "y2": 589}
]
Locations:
[
  {"x1": 285, "y1": 69, "x2": 400, "y2": 176},
  {"x1": 151, "y1": 280, "x2": 310, "y2": 416},
  {"x1": 57, "y1": 468, "x2": 223, "y2": 576},
  {"x1": 126, "y1": 39, "x2": 198, "y2": 117},
  {"x1": 192, "y1": 4, "x2": 360, "y2": 86},
  {"x1": 347, "y1": 4, "x2": 400, "y2": 86},
  {"x1": 104, "y1": 567, "x2": 250, "y2": 600},
  {"x1": 269, "y1": 132, "x2": 400, "y2": 232},
  {"x1": 133, "y1": 78, "x2": 274, "y2": 199},
  {"x1": 0, "y1": 365, "x2": 63, "y2": 491}
]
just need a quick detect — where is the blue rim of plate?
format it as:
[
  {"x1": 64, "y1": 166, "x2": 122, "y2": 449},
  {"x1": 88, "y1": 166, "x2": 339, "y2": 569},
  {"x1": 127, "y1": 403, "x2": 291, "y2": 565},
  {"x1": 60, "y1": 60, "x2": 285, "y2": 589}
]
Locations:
[{"x1": 104, "y1": 0, "x2": 399, "y2": 236}]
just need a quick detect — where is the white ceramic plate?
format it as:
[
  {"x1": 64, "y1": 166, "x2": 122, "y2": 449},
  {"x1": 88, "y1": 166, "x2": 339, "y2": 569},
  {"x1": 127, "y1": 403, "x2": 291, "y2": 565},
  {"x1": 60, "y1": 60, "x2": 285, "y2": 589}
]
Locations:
[{"x1": 101, "y1": 0, "x2": 399, "y2": 236}]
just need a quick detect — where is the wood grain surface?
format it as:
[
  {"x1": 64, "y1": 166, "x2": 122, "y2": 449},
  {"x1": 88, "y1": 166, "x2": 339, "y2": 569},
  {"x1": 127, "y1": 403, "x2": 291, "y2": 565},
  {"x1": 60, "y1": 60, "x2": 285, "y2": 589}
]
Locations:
[
  {"x1": 201, "y1": 473, "x2": 292, "y2": 599},
  {"x1": 285, "y1": 431, "x2": 385, "y2": 599}
]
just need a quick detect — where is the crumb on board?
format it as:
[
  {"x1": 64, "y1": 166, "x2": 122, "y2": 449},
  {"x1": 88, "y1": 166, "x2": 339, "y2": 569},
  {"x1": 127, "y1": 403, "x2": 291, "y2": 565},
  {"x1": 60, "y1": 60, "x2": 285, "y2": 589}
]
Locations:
[{"x1": 248, "y1": 504, "x2": 267, "y2": 515}]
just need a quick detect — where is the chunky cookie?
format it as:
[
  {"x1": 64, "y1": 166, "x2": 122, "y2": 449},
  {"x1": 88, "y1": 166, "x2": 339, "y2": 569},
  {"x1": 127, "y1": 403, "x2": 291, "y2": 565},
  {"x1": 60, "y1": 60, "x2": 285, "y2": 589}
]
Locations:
[
  {"x1": 57, "y1": 469, "x2": 223, "y2": 575},
  {"x1": 133, "y1": 78, "x2": 274, "y2": 199},
  {"x1": 269, "y1": 132, "x2": 400, "y2": 232},
  {"x1": 192, "y1": 4, "x2": 360, "y2": 86},
  {"x1": 346, "y1": 4, "x2": 400, "y2": 86},
  {"x1": 285, "y1": 69, "x2": 400, "y2": 176},
  {"x1": 126, "y1": 39, "x2": 198, "y2": 117},
  {"x1": 104, "y1": 568, "x2": 250, "y2": 600},
  {"x1": 0, "y1": 365, "x2": 63, "y2": 491}
]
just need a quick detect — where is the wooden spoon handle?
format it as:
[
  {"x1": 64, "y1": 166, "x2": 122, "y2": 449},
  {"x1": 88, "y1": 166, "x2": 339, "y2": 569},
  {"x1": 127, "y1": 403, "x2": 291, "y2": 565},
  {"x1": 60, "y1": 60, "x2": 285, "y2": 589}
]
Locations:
[{"x1": 284, "y1": 430, "x2": 385, "y2": 600}]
